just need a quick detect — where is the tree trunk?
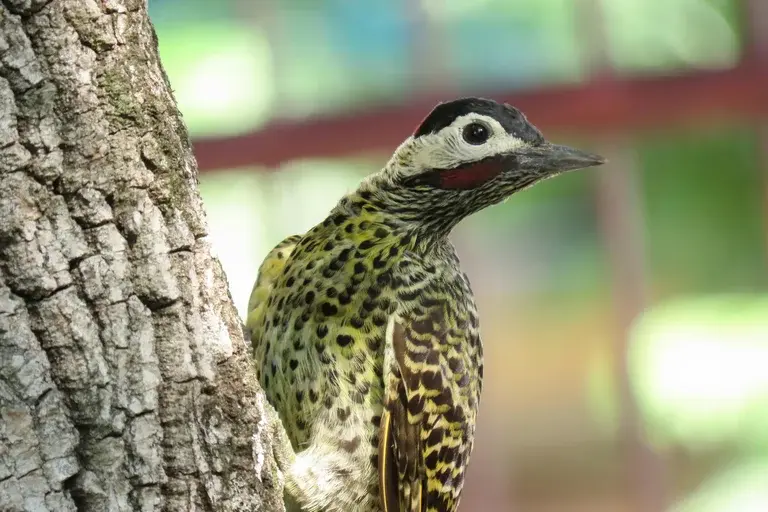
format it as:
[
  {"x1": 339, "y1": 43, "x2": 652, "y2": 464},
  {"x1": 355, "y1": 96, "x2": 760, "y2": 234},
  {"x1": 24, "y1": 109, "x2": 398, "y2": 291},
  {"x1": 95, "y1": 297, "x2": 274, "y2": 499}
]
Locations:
[{"x1": 0, "y1": 1, "x2": 284, "y2": 510}]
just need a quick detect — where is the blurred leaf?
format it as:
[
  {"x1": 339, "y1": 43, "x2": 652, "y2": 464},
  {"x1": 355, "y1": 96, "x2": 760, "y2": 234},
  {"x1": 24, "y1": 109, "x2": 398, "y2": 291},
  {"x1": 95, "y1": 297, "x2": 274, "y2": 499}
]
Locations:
[
  {"x1": 629, "y1": 295, "x2": 768, "y2": 452},
  {"x1": 156, "y1": 22, "x2": 274, "y2": 137},
  {"x1": 602, "y1": 0, "x2": 742, "y2": 73}
]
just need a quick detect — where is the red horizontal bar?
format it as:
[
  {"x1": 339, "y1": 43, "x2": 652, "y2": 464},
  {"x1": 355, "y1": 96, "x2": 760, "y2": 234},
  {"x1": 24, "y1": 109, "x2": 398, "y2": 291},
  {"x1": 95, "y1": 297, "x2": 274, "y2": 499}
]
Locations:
[{"x1": 193, "y1": 63, "x2": 768, "y2": 171}]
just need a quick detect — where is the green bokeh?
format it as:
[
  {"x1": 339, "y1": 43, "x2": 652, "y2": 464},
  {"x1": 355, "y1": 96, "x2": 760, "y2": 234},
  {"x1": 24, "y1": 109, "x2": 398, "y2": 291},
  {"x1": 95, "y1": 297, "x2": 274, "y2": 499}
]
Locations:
[
  {"x1": 638, "y1": 127, "x2": 766, "y2": 293},
  {"x1": 156, "y1": 22, "x2": 274, "y2": 137}
]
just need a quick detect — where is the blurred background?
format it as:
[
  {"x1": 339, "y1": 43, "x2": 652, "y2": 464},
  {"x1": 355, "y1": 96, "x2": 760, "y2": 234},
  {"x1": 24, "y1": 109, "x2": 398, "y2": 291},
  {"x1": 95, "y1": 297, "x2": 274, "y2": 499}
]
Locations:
[{"x1": 149, "y1": 0, "x2": 768, "y2": 510}]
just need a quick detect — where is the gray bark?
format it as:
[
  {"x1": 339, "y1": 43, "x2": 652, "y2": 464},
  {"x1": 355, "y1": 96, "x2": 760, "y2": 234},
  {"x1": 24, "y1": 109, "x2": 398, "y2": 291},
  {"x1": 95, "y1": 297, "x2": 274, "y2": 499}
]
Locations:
[{"x1": 0, "y1": 1, "x2": 284, "y2": 510}]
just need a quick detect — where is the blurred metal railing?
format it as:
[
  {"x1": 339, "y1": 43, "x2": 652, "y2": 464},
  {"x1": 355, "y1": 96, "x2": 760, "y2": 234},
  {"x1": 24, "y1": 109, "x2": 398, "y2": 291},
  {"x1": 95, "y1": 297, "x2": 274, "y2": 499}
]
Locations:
[
  {"x1": 193, "y1": 0, "x2": 768, "y2": 171},
  {"x1": 193, "y1": 63, "x2": 768, "y2": 170}
]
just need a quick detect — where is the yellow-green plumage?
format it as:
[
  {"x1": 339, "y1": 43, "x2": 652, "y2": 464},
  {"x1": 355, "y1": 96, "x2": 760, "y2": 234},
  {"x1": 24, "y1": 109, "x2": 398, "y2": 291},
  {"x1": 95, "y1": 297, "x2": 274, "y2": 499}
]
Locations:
[
  {"x1": 246, "y1": 234, "x2": 302, "y2": 340},
  {"x1": 248, "y1": 198, "x2": 482, "y2": 512},
  {"x1": 247, "y1": 97, "x2": 605, "y2": 512}
]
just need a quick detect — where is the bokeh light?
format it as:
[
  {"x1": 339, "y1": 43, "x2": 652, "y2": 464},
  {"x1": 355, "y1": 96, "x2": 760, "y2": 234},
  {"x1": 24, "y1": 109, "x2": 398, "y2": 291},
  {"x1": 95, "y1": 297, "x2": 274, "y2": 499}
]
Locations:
[{"x1": 629, "y1": 295, "x2": 768, "y2": 451}]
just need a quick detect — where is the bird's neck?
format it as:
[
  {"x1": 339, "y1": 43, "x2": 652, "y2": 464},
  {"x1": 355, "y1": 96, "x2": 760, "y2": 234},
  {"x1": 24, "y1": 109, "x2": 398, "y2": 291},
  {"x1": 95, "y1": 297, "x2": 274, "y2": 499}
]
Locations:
[{"x1": 333, "y1": 178, "x2": 470, "y2": 250}]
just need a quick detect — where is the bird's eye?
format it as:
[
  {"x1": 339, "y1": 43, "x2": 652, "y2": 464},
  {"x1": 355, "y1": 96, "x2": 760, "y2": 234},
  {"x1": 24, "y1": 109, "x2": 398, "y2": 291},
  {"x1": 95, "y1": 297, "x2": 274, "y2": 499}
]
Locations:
[{"x1": 462, "y1": 122, "x2": 491, "y2": 145}]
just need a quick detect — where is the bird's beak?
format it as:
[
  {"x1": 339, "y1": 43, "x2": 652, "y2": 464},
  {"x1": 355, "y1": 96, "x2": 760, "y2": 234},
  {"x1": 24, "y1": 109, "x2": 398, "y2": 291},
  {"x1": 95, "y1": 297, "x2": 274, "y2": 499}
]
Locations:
[{"x1": 515, "y1": 142, "x2": 606, "y2": 175}]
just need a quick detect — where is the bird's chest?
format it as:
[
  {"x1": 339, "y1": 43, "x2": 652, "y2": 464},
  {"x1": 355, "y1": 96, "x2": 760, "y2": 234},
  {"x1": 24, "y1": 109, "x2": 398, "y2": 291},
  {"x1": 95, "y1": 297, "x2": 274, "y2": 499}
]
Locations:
[{"x1": 260, "y1": 236, "x2": 481, "y2": 439}]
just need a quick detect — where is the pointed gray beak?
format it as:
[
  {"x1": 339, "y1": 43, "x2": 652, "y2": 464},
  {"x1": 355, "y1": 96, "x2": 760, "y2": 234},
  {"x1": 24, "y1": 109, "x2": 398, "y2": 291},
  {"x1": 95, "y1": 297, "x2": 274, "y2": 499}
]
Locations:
[{"x1": 517, "y1": 143, "x2": 606, "y2": 174}]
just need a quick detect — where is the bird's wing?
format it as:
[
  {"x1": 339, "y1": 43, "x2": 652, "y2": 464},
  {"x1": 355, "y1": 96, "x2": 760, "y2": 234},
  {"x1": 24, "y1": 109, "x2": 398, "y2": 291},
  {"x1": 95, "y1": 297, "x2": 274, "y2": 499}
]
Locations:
[
  {"x1": 245, "y1": 234, "x2": 303, "y2": 348},
  {"x1": 379, "y1": 304, "x2": 478, "y2": 512}
]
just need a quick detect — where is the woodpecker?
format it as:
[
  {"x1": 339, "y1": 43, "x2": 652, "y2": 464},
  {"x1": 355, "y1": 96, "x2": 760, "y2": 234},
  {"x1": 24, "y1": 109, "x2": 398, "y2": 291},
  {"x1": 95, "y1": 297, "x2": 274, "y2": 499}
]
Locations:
[{"x1": 246, "y1": 97, "x2": 605, "y2": 512}]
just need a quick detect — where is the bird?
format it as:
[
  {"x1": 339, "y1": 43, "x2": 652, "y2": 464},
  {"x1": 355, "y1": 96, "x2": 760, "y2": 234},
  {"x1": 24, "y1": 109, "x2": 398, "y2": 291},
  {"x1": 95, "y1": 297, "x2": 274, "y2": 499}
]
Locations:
[{"x1": 246, "y1": 97, "x2": 605, "y2": 512}]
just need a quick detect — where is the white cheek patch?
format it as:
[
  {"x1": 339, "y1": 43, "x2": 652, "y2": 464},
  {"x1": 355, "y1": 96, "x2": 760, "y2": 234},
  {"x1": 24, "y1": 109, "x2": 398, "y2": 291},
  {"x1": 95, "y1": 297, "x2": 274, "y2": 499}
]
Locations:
[
  {"x1": 380, "y1": 112, "x2": 532, "y2": 187},
  {"x1": 412, "y1": 114, "x2": 527, "y2": 171}
]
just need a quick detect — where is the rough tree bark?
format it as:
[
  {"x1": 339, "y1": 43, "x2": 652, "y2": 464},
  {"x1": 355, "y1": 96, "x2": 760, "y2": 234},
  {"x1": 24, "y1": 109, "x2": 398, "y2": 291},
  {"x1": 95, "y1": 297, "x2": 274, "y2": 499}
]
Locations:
[{"x1": 0, "y1": 1, "x2": 284, "y2": 510}]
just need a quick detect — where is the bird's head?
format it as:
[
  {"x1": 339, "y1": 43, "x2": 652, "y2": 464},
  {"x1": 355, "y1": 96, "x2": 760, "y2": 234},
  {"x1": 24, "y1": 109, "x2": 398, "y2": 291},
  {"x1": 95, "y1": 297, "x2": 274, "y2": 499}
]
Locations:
[{"x1": 357, "y1": 97, "x2": 606, "y2": 235}]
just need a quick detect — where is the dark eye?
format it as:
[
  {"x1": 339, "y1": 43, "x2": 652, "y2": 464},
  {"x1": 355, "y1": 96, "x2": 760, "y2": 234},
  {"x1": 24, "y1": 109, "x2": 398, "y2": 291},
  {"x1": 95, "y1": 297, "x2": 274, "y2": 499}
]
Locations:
[{"x1": 462, "y1": 122, "x2": 491, "y2": 145}]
